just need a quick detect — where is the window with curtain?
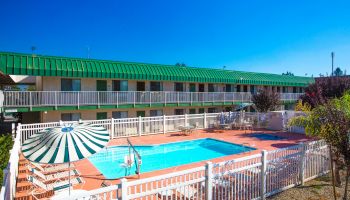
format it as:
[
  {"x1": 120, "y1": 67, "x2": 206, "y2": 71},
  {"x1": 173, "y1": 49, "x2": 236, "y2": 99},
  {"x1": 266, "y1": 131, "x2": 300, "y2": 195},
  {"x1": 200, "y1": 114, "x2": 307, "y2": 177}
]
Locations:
[
  {"x1": 174, "y1": 109, "x2": 185, "y2": 115},
  {"x1": 112, "y1": 111, "x2": 128, "y2": 119},
  {"x1": 61, "y1": 79, "x2": 81, "y2": 91},
  {"x1": 174, "y1": 83, "x2": 184, "y2": 92},
  {"x1": 150, "y1": 110, "x2": 163, "y2": 117},
  {"x1": 112, "y1": 80, "x2": 128, "y2": 91},
  {"x1": 61, "y1": 113, "x2": 81, "y2": 121},
  {"x1": 150, "y1": 82, "x2": 163, "y2": 91}
]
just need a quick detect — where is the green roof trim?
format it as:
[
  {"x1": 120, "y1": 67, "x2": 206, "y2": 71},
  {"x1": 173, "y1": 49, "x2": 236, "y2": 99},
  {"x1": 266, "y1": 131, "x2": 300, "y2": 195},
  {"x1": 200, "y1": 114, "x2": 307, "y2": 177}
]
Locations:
[{"x1": 0, "y1": 52, "x2": 314, "y2": 86}]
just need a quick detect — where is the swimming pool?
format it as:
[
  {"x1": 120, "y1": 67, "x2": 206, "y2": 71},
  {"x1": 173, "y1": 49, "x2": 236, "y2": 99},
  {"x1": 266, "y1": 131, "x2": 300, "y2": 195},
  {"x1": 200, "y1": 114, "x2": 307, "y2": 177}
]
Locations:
[{"x1": 89, "y1": 138, "x2": 255, "y2": 179}]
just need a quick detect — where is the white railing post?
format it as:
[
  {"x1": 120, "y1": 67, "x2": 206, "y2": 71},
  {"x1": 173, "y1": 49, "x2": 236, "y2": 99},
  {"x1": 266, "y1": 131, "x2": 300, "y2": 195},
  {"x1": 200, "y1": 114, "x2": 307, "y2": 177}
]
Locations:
[
  {"x1": 111, "y1": 118, "x2": 115, "y2": 139},
  {"x1": 138, "y1": 116, "x2": 142, "y2": 137},
  {"x1": 185, "y1": 113, "x2": 188, "y2": 126},
  {"x1": 300, "y1": 142, "x2": 306, "y2": 185},
  {"x1": 17, "y1": 123, "x2": 21, "y2": 143},
  {"x1": 204, "y1": 112, "x2": 207, "y2": 128},
  {"x1": 205, "y1": 161, "x2": 213, "y2": 200},
  {"x1": 97, "y1": 92, "x2": 100, "y2": 108},
  {"x1": 164, "y1": 92, "x2": 167, "y2": 106},
  {"x1": 29, "y1": 91, "x2": 32, "y2": 111},
  {"x1": 149, "y1": 92, "x2": 152, "y2": 107},
  {"x1": 11, "y1": 123, "x2": 15, "y2": 139},
  {"x1": 116, "y1": 92, "x2": 119, "y2": 108},
  {"x1": 54, "y1": 91, "x2": 58, "y2": 110},
  {"x1": 133, "y1": 92, "x2": 136, "y2": 107},
  {"x1": 261, "y1": 150, "x2": 267, "y2": 200},
  {"x1": 77, "y1": 92, "x2": 80, "y2": 109},
  {"x1": 163, "y1": 115, "x2": 166, "y2": 134},
  {"x1": 121, "y1": 178, "x2": 129, "y2": 200},
  {"x1": 177, "y1": 92, "x2": 179, "y2": 105}
]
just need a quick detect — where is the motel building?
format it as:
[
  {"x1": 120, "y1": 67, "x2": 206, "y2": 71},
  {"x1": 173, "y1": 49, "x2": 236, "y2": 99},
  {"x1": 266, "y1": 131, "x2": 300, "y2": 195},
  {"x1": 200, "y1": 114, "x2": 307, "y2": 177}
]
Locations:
[{"x1": 0, "y1": 52, "x2": 314, "y2": 123}]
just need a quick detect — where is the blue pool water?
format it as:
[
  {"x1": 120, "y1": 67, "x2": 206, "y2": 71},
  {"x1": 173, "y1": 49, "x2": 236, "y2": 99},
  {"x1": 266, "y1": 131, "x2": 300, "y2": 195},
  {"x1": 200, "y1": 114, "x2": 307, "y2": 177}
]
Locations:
[
  {"x1": 249, "y1": 133, "x2": 284, "y2": 140},
  {"x1": 89, "y1": 138, "x2": 255, "y2": 179}
]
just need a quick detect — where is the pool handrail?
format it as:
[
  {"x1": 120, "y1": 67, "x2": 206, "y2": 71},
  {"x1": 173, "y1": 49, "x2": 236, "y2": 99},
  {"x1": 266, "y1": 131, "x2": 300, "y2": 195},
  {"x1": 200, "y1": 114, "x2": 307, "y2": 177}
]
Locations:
[{"x1": 126, "y1": 138, "x2": 142, "y2": 177}]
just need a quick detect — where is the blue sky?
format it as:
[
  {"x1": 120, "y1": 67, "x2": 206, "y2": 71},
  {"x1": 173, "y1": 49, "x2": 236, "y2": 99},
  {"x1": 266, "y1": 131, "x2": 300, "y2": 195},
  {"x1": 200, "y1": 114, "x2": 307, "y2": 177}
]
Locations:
[{"x1": 0, "y1": 0, "x2": 349, "y2": 77}]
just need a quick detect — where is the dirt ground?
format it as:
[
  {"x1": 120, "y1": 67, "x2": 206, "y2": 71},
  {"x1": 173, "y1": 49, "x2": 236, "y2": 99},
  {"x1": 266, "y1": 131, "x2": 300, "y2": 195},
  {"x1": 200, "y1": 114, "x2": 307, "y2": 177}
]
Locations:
[{"x1": 268, "y1": 170, "x2": 350, "y2": 200}]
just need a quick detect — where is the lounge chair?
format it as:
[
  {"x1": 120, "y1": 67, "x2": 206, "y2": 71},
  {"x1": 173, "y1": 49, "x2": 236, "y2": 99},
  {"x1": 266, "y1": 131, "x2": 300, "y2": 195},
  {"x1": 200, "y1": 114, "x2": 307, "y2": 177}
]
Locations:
[
  {"x1": 31, "y1": 162, "x2": 74, "y2": 173},
  {"x1": 27, "y1": 175, "x2": 84, "y2": 196},
  {"x1": 27, "y1": 165, "x2": 80, "y2": 181}
]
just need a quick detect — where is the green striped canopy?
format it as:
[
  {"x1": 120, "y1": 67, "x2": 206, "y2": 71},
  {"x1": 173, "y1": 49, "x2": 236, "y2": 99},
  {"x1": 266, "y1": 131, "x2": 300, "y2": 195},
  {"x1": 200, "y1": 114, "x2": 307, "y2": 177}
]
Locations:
[{"x1": 22, "y1": 123, "x2": 110, "y2": 164}]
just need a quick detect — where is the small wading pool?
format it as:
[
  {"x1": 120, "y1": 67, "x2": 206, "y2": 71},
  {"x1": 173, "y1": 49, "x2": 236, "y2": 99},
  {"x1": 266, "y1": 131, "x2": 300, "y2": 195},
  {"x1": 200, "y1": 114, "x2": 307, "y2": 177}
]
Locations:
[
  {"x1": 249, "y1": 133, "x2": 284, "y2": 140},
  {"x1": 89, "y1": 138, "x2": 255, "y2": 179}
]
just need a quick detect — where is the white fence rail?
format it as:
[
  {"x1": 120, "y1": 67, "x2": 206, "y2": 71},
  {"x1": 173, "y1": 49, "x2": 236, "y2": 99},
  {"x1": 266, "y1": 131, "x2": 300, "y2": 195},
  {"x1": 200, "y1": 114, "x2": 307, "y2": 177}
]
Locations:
[
  {"x1": 65, "y1": 140, "x2": 328, "y2": 200},
  {"x1": 17, "y1": 112, "x2": 227, "y2": 143},
  {"x1": 2, "y1": 91, "x2": 303, "y2": 109}
]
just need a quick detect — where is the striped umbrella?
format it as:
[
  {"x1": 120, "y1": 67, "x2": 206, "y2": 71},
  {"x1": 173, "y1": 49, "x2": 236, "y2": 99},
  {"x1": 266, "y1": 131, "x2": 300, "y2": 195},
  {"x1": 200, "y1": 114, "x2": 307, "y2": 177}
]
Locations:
[
  {"x1": 22, "y1": 122, "x2": 109, "y2": 195},
  {"x1": 22, "y1": 122, "x2": 110, "y2": 164}
]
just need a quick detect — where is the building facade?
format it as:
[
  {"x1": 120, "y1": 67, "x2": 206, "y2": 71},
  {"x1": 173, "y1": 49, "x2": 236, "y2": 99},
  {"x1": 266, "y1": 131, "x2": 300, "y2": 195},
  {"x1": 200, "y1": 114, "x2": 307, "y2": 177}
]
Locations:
[{"x1": 0, "y1": 52, "x2": 314, "y2": 123}]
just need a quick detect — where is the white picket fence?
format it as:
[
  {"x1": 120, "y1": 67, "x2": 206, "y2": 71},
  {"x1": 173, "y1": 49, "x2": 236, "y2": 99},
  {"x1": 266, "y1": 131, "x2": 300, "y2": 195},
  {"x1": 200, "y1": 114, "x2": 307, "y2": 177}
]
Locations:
[
  {"x1": 17, "y1": 112, "x2": 223, "y2": 143},
  {"x1": 67, "y1": 140, "x2": 329, "y2": 200}
]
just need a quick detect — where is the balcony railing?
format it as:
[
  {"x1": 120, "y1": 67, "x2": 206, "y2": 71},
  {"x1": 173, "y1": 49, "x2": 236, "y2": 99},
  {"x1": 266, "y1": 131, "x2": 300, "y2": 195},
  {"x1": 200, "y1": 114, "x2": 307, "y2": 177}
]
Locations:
[{"x1": 2, "y1": 91, "x2": 303, "y2": 109}]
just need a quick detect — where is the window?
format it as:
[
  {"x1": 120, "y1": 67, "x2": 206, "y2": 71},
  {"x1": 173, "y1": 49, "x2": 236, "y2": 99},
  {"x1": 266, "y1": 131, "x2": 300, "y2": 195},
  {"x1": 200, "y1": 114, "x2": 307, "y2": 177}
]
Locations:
[
  {"x1": 136, "y1": 111, "x2": 145, "y2": 117},
  {"x1": 174, "y1": 109, "x2": 185, "y2": 115},
  {"x1": 277, "y1": 87, "x2": 281, "y2": 93},
  {"x1": 198, "y1": 84, "x2": 205, "y2": 92},
  {"x1": 198, "y1": 108, "x2": 205, "y2": 114},
  {"x1": 225, "y1": 107, "x2": 232, "y2": 112},
  {"x1": 61, "y1": 79, "x2": 81, "y2": 91},
  {"x1": 189, "y1": 109, "x2": 196, "y2": 114},
  {"x1": 112, "y1": 80, "x2": 128, "y2": 91},
  {"x1": 96, "y1": 112, "x2": 107, "y2": 120},
  {"x1": 243, "y1": 85, "x2": 248, "y2": 92},
  {"x1": 150, "y1": 82, "x2": 163, "y2": 91},
  {"x1": 61, "y1": 113, "x2": 81, "y2": 121},
  {"x1": 225, "y1": 84, "x2": 232, "y2": 92},
  {"x1": 282, "y1": 87, "x2": 287, "y2": 93},
  {"x1": 137, "y1": 82, "x2": 145, "y2": 91},
  {"x1": 174, "y1": 83, "x2": 184, "y2": 92},
  {"x1": 236, "y1": 85, "x2": 241, "y2": 92},
  {"x1": 189, "y1": 83, "x2": 196, "y2": 92},
  {"x1": 112, "y1": 111, "x2": 128, "y2": 119},
  {"x1": 150, "y1": 110, "x2": 163, "y2": 117},
  {"x1": 208, "y1": 108, "x2": 217, "y2": 113},
  {"x1": 250, "y1": 85, "x2": 255, "y2": 94},
  {"x1": 208, "y1": 84, "x2": 215, "y2": 92},
  {"x1": 299, "y1": 87, "x2": 303, "y2": 93},
  {"x1": 293, "y1": 87, "x2": 297, "y2": 93}
]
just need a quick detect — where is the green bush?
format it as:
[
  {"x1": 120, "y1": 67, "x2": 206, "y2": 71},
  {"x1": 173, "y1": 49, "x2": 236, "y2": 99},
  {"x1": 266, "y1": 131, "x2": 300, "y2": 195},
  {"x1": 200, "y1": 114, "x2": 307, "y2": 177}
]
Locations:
[{"x1": 0, "y1": 135, "x2": 14, "y2": 187}]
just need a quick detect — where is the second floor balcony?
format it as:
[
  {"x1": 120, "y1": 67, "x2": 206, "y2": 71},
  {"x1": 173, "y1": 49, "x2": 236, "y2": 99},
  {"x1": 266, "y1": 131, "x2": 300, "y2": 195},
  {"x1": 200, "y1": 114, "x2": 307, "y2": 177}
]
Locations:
[{"x1": 1, "y1": 91, "x2": 303, "y2": 112}]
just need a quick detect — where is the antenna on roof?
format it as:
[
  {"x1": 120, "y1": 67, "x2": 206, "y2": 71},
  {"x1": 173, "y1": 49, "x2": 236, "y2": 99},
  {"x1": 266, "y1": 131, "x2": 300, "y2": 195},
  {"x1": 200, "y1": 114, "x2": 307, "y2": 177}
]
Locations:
[
  {"x1": 86, "y1": 46, "x2": 90, "y2": 59},
  {"x1": 31, "y1": 46, "x2": 37, "y2": 55}
]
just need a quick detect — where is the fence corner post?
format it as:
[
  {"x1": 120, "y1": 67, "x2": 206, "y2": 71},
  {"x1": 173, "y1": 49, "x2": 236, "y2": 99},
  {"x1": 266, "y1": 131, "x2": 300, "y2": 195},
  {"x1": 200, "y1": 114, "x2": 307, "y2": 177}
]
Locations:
[
  {"x1": 205, "y1": 161, "x2": 213, "y2": 200},
  {"x1": 111, "y1": 118, "x2": 115, "y2": 139},
  {"x1": 121, "y1": 178, "x2": 129, "y2": 200},
  {"x1": 163, "y1": 115, "x2": 166, "y2": 134},
  {"x1": 300, "y1": 142, "x2": 306, "y2": 185},
  {"x1": 138, "y1": 116, "x2": 142, "y2": 137},
  {"x1": 204, "y1": 112, "x2": 207, "y2": 129},
  {"x1": 17, "y1": 123, "x2": 21, "y2": 143},
  {"x1": 261, "y1": 150, "x2": 267, "y2": 200},
  {"x1": 11, "y1": 123, "x2": 16, "y2": 139}
]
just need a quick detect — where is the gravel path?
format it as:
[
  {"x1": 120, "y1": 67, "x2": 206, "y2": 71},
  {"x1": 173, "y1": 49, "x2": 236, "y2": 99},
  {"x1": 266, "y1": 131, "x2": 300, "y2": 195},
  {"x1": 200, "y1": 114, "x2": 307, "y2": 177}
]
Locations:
[{"x1": 268, "y1": 170, "x2": 349, "y2": 200}]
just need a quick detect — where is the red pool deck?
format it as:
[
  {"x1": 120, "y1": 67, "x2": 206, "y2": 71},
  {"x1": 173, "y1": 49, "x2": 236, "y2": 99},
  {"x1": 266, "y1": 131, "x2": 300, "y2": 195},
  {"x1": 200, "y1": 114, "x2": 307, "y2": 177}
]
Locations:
[{"x1": 16, "y1": 129, "x2": 313, "y2": 199}]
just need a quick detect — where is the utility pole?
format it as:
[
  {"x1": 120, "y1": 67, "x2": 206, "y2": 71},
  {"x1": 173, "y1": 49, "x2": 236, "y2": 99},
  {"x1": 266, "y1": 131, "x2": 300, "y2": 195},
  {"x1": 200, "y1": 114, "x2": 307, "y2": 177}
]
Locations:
[{"x1": 331, "y1": 52, "x2": 335, "y2": 76}]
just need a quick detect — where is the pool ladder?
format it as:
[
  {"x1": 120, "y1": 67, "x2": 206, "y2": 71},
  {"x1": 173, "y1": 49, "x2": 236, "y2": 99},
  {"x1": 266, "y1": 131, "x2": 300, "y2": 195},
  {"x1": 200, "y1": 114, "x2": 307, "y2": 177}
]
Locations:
[{"x1": 127, "y1": 138, "x2": 142, "y2": 178}]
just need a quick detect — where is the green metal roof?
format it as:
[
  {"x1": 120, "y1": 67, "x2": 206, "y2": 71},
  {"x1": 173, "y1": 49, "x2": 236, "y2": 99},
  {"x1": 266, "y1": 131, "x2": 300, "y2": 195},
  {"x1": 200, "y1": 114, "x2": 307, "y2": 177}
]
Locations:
[{"x1": 0, "y1": 52, "x2": 314, "y2": 86}]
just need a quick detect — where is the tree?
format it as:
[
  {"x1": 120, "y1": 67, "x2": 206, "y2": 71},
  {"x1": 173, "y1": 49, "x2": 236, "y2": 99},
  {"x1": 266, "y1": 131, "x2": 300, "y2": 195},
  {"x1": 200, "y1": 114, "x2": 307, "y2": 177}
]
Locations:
[
  {"x1": 290, "y1": 93, "x2": 350, "y2": 200},
  {"x1": 282, "y1": 71, "x2": 294, "y2": 76},
  {"x1": 251, "y1": 89, "x2": 280, "y2": 112},
  {"x1": 175, "y1": 62, "x2": 186, "y2": 67},
  {"x1": 334, "y1": 67, "x2": 344, "y2": 76},
  {"x1": 300, "y1": 76, "x2": 350, "y2": 108}
]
